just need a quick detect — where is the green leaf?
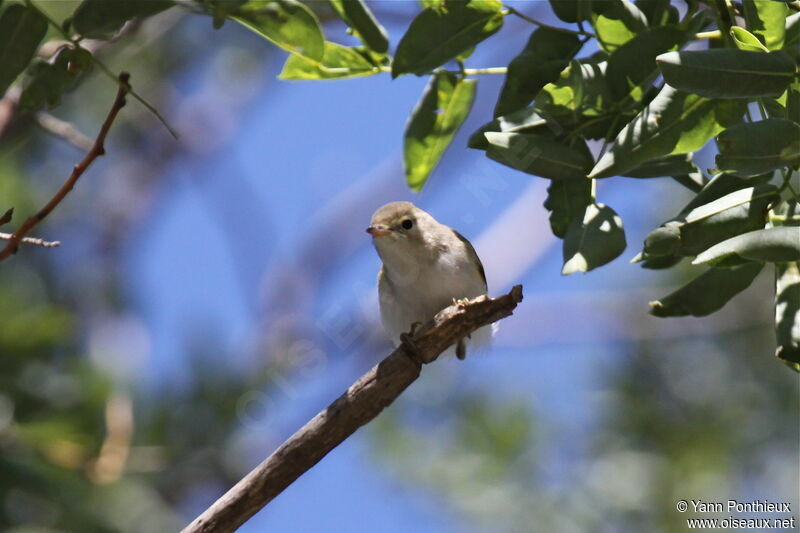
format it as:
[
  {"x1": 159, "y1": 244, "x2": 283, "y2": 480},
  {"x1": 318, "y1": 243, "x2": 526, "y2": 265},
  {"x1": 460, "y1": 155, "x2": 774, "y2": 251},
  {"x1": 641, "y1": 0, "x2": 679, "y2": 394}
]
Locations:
[
  {"x1": 671, "y1": 173, "x2": 705, "y2": 193},
  {"x1": 788, "y1": 78, "x2": 800, "y2": 123},
  {"x1": 785, "y1": 12, "x2": 800, "y2": 60},
  {"x1": 656, "y1": 49, "x2": 796, "y2": 99},
  {"x1": 419, "y1": 0, "x2": 444, "y2": 8},
  {"x1": 485, "y1": 132, "x2": 593, "y2": 180},
  {"x1": 772, "y1": 200, "x2": 800, "y2": 368},
  {"x1": 591, "y1": 0, "x2": 647, "y2": 52},
  {"x1": 535, "y1": 58, "x2": 613, "y2": 124},
  {"x1": 639, "y1": 254, "x2": 683, "y2": 269},
  {"x1": 590, "y1": 85, "x2": 746, "y2": 178},
  {"x1": 494, "y1": 27, "x2": 581, "y2": 117},
  {"x1": 775, "y1": 260, "x2": 800, "y2": 369},
  {"x1": 548, "y1": 0, "x2": 591, "y2": 23},
  {"x1": 392, "y1": 0, "x2": 504, "y2": 77},
  {"x1": 716, "y1": 119, "x2": 800, "y2": 177},
  {"x1": 468, "y1": 106, "x2": 548, "y2": 150},
  {"x1": 649, "y1": 262, "x2": 763, "y2": 317},
  {"x1": 72, "y1": 0, "x2": 173, "y2": 38},
  {"x1": 635, "y1": 0, "x2": 670, "y2": 26},
  {"x1": 0, "y1": 4, "x2": 47, "y2": 98},
  {"x1": 621, "y1": 153, "x2": 698, "y2": 178},
  {"x1": 730, "y1": 26, "x2": 769, "y2": 52},
  {"x1": 606, "y1": 25, "x2": 687, "y2": 102},
  {"x1": 329, "y1": 0, "x2": 389, "y2": 54},
  {"x1": 640, "y1": 183, "x2": 779, "y2": 259},
  {"x1": 683, "y1": 173, "x2": 771, "y2": 212},
  {"x1": 404, "y1": 72, "x2": 477, "y2": 191},
  {"x1": 543, "y1": 178, "x2": 592, "y2": 238},
  {"x1": 278, "y1": 42, "x2": 376, "y2": 80},
  {"x1": 693, "y1": 226, "x2": 800, "y2": 266},
  {"x1": 743, "y1": 0, "x2": 789, "y2": 50},
  {"x1": 676, "y1": 185, "x2": 778, "y2": 255},
  {"x1": 19, "y1": 47, "x2": 93, "y2": 111},
  {"x1": 233, "y1": 0, "x2": 325, "y2": 62},
  {"x1": 562, "y1": 203, "x2": 627, "y2": 274}
]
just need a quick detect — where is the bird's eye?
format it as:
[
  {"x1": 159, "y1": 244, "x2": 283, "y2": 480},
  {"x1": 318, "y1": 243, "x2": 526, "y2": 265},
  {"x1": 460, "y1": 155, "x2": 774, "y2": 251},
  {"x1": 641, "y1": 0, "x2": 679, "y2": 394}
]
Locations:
[{"x1": 401, "y1": 219, "x2": 414, "y2": 230}]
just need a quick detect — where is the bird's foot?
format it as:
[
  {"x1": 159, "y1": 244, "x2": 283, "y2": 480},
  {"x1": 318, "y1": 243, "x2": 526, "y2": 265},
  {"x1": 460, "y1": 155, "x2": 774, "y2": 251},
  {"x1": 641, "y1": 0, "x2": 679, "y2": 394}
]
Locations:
[
  {"x1": 400, "y1": 321, "x2": 425, "y2": 364},
  {"x1": 456, "y1": 338, "x2": 467, "y2": 360},
  {"x1": 452, "y1": 297, "x2": 471, "y2": 307},
  {"x1": 400, "y1": 332, "x2": 423, "y2": 365}
]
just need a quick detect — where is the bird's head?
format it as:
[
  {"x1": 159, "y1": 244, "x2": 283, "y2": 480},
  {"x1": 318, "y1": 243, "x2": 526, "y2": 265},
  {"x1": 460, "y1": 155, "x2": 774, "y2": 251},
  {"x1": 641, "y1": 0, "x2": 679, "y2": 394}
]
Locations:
[{"x1": 367, "y1": 201, "x2": 444, "y2": 266}]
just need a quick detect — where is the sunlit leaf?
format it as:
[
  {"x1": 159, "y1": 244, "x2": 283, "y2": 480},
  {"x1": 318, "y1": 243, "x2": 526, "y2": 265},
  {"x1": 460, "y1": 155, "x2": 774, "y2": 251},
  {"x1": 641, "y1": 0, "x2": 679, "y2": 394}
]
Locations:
[
  {"x1": 621, "y1": 153, "x2": 698, "y2": 178},
  {"x1": 0, "y1": 4, "x2": 47, "y2": 97},
  {"x1": 785, "y1": 12, "x2": 800, "y2": 60},
  {"x1": 233, "y1": 0, "x2": 324, "y2": 62},
  {"x1": 562, "y1": 203, "x2": 626, "y2": 274},
  {"x1": 494, "y1": 27, "x2": 581, "y2": 117},
  {"x1": 730, "y1": 26, "x2": 769, "y2": 52},
  {"x1": 693, "y1": 226, "x2": 800, "y2": 266},
  {"x1": 535, "y1": 58, "x2": 612, "y2": 125},
  {"x1": 485, "y1": 132, "x2": 593, "y2": 181},
  {"x1": 72, "y1": 0, "x2": 174, "y2": 38},
  {"x1": 392, "y1": 0, "x2": 504, "y2": 77},
  {"x1": 635, "y1": 0, "x2": 671, "y2": 26},
  {"x1": 743, "y1": 0, "x2": 789, "y2": 50},
  {"x1": 279, "y1": 42, "x2": 376, "y2": 80},
  {"x1": 404, "y1": 72, "x2": 477, "y2": 190},
  {"x1": 590, "y1": 85, "x2": 746, "y2": 178},
  {"x1": 329, "y1": 0, "x2": 389, "y2": 54},
  {"x1": 468, "y1": 106, "x2": 549, "y2": 150},
  {"x1": 606, "y1": 25, "x2": 688, "y2": 102},
  {"x1": 656, "y1": 49, "x2": 795, "y2": 99},
  {"x1": 591, "y1": 0, "x2": 647, "y2": 52},
  {"x1": 716, "y1": 119, "x2": 800, "y2": 177}
]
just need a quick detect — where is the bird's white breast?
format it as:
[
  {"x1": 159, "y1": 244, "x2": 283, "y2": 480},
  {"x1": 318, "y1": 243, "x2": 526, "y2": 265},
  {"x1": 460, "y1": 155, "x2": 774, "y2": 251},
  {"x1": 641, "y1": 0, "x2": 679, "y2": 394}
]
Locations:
[{"x1": 378, "y1": 244, "x2": 490, "y2": 352}]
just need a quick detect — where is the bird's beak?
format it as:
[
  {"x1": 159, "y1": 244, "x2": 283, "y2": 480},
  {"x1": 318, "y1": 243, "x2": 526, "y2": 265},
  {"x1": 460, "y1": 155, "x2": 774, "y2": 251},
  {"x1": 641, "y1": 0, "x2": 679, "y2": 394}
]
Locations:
[{"x1": 366, "y1": 225, "x2": 390, "y2": 237}]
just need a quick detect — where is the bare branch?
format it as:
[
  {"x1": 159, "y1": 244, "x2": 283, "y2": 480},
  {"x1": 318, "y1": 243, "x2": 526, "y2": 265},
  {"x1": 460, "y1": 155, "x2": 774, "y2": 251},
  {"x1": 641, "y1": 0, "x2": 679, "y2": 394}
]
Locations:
[
  {"x1": 0, "y1": 72, "x2": 131, "y2": 263},
  {"x1": 182, "y1": 285, "x2": 524, "y2": 533},
  {"x1": 0, "y1": 232, "x2": 60, "y2": 248},
  {"x1": 35, "y1": 112, "x2": 95, "y2": 152}
]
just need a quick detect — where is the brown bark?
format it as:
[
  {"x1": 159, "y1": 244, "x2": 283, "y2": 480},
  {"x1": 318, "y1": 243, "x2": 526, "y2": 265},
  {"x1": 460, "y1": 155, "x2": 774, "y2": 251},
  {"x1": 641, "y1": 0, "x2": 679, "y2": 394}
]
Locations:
[{"x1": 182, "y1": 285, "x2": 524, "y2": 533}]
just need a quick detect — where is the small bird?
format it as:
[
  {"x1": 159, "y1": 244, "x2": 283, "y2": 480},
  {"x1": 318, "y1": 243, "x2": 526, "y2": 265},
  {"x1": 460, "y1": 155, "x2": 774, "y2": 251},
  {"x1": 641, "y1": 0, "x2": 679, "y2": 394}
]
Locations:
[{"x1": 367, "y1": 201, "x2": 490, "y2": 359}]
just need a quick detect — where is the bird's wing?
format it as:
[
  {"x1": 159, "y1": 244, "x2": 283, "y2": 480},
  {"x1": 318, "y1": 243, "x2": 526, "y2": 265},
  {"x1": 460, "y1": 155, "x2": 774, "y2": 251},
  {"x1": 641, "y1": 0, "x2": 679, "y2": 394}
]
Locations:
[{"x1": 450, "y1": 229, "x2": 487, "y2": 289}]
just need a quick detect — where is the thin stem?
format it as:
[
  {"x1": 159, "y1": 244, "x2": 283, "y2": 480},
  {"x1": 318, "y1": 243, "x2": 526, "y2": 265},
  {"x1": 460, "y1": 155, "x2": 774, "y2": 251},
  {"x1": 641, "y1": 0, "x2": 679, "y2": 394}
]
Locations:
[
  {"x1": 778, "y1": 169, "x2": 800, "y2": 201},
  {"x1": 25, "y1": 1, "x2": 178, "y2": 139},
  {"x1": 711, "y1": 0, "x2": 736, "y2": 46},
  {"x1": 378, "y1": 66, "x2": 506, "y2": 76},
  {"x1": 87, "y1": 52, "x2": 178, "y2": 138},
  {"x1": 503, "y1": 5, "x2": 596, "y2": 38},
  {"x1": 593, "y1": 114, "x2": 621, "y2": 166},
  {"x1": 0, "y1": 73, "x2": 131, "y2": 262},
  {"x1": 695, "y1": 30, "x2": 722, "y2": 39},
  {"x1": 0, "y1": 232, "x2": 60, "y2": 248}
]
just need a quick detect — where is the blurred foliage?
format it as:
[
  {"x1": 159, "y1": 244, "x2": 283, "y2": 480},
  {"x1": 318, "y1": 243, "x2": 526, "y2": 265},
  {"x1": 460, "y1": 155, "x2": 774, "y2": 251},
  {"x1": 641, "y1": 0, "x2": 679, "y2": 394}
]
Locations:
[{"x1": 368, "y1": 319, "x2": 799, "y2": 533}]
